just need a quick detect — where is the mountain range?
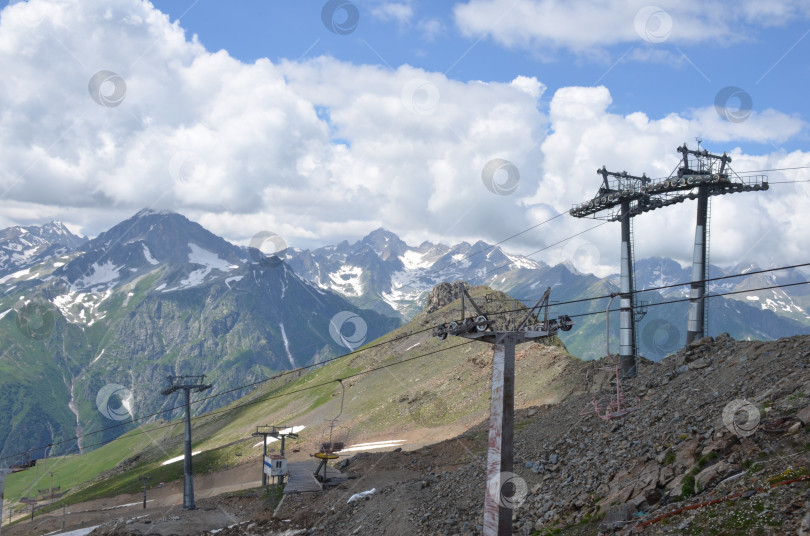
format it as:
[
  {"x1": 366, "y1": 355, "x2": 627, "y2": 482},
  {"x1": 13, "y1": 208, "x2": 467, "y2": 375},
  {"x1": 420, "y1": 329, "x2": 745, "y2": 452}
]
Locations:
[
  {"x1": 281, "y1": 228, "x2": 810, "y2": 360},
  {"x1": 0, "y1": 209, "x2": 399, "y2": 462},
  {"x1": 0, "y1": 210, "x2": 807, "y2": 464}
]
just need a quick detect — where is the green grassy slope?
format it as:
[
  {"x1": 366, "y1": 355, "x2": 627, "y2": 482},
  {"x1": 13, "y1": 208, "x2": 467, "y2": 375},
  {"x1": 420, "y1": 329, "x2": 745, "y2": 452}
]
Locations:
[{"x1": 3, "y1": 285, "x2": 588, "y2": 514}]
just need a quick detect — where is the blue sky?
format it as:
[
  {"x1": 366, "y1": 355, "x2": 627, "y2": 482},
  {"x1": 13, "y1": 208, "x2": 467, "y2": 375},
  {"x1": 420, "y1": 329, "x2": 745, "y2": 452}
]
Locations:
[
  {"x1": 0, "y1": 0, "x2": 809, "y2": 273},
  {"x1": 150, "y1": 0, "x2": 810, "y2": 154}
]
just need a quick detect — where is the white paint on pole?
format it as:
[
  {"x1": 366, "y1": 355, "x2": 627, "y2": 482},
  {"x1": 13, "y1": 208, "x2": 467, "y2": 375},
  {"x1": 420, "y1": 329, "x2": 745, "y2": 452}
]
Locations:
[{"x1": 483, "y1": 343, "x2": 506, "y2": 536}]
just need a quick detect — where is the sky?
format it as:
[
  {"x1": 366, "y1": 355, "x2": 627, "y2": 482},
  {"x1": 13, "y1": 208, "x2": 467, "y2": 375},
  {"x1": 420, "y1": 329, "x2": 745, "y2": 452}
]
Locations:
[{"x1": 0, "y1": 0, "x2": 809, "y2": 276}]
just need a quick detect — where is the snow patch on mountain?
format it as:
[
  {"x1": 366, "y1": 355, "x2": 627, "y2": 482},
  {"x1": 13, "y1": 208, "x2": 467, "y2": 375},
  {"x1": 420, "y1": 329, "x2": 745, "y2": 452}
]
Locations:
[
  {"x1": 400, "y1": 250, "x2": 434, "y2": 270},
  {"x1": 142, "y1": 244, "x2": 159, "y2": 265},
  {"x1": 73, "y1": 261, "x2": 122, "y2": 291},
  {"x1": 759, "y1": 289, "x2": 808, "y2": 317},
  {"x1": 450, "y1": 254, "x2": 471, "y2": 269},
  {"x1": 53, "y1": 289, "x2": 112, "y2": 325},
  {"x1": 279, "y1": 323, "x2": 295, "y2": 368},
  {"x1": 505, "y1": 253, "x2": 540, "y2": 271},
  {"x1": 165, "y1": 244, "x2": 240, "y2": 291},
  {"x1": 328, "y1": 265, "x2": 364, "y2": 296},
  {"x1": 188, "y1": 243, "x2": 236, "y2": 271},
  {"x1": 0, "y1": 267, "x2": 34, "y2": 284},
  {"x1": 179, "y1": 268, "x2": 210, "y2": 289}
]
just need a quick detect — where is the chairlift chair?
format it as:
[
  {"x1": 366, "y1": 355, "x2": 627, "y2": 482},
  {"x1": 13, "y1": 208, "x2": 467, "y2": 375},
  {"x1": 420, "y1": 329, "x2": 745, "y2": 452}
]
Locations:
[{"x1": 311, "y1": 380, "x2": 350, "y2": 487}]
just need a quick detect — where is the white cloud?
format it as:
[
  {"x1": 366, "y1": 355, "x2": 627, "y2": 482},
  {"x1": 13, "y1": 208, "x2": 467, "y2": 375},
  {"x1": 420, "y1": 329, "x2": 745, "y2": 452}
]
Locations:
[
  {"x1": 370, "y1": 2, "x2": 414, "y2": 25},
  {"x1": 453, "y1": 0, "x2": 810, "y2": 54},
  {"x1": 0, "y1": 0, "x2": 807, "y2": 277},
  {"x1": 417, "y1": 17, "x2": 444, "y2": 41},
  {"x1": 510, "y1": 75, "x2": 545, "y2": 100},
  {"x1": 532, "y1": 85, "x2": 810, "y2": 275}
]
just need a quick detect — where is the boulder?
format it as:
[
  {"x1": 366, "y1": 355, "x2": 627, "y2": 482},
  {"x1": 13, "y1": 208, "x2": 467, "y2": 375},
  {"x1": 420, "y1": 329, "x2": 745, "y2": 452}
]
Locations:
[
  {"x1": 797, "y1": 404, "x2": 810, "y2": 425},
  {"x1": 675, "y1": 438, "x2": 700, "y2": 469},
  {"x1": 695, "y1": 461, "x2": 731, "y2": 491},
  {"x1": 689, "y1": 358, "x2": 711, "y2": 370},
  {"x1": 599, "y1": 503, "x2": 637, "y2": 532}
]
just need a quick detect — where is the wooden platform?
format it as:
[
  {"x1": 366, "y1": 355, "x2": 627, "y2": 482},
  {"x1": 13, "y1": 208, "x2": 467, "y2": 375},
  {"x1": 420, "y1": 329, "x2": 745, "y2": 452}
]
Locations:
[{"x1": 283, "y1": 460, "x2": 347, "y2": 494}]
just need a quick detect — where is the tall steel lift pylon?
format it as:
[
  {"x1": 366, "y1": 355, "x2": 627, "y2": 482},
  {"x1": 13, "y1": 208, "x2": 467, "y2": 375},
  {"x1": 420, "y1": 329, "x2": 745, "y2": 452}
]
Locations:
[
  {"x1": 434, "y1": 286, "x2": 574, "y2": 536},
  {"x1": 570, "y1": 145, "x2": 769, "y2": 357},
  {"x1": 570, "y1": 167, "x2": 651, "y2": 378},
  {"x1": 161, "y1": 375, "x2": 212, "y2": 510},
  {"x1": 0, "y1": 467, "x2": 11, "y2": 536},
  {"x1": 640, "y1": 143, "x2": 769, "y2": 344}
]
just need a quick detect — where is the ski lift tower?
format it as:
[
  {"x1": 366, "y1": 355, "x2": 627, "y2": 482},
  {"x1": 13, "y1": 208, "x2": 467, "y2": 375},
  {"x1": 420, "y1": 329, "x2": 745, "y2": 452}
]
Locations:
[
  {"x1": 0, "y1": 467, "x2": 10, "y2": 536},
  {"x1": 161, "y1": 375, "x2": 212, "y2": 510},
  {"x1": 434, "y1": 286, "x2": 574, "y2": 536},
  {"x1": 570, "y1": 167, "x2": 651, "y2": 378},
  {"x1": 638, "y1": 144, "x2": 769, "y2": 343}
]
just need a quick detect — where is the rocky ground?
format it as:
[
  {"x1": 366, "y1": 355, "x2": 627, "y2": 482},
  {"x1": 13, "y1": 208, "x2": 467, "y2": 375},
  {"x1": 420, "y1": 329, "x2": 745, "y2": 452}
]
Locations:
[{"x1": 77, "y1": 334, "x2": 810, "y2": 534}]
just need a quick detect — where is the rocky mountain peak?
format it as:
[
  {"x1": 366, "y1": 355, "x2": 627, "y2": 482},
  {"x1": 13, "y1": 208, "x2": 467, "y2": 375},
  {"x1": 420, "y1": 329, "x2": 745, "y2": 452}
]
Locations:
[
  {"x1": 81, "y1": 209, "x2": 244, "y2": 267},
  {"x1": 361, "y1": 228, "x2": 408, "y2": 259},
  {"x1": 424, "y1": 281, "x2": 470, "y2": 314}
]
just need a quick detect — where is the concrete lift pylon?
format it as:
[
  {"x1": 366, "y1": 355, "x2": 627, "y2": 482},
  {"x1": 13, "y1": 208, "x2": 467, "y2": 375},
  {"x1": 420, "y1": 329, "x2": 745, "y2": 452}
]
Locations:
[{"x1": 434, "y1": 286, "x2": 574, "y2": 536}]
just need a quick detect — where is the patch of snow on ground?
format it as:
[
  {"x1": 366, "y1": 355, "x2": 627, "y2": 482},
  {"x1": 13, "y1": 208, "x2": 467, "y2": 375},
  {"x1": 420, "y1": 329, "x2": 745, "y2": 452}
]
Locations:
[
  {"x1": 450, "y1": 254, "x2": 471, "y2": 269},
  {"x1": 188, "y1": 243, "x2": 234, "y2": 271},
  {"x1": 505, "y1": 253, "x2": 540, "y2": 270},
  {"x1": 122, "y1": 291, "x2": 135, "y2": 307},
  {"x1": 225, "y1": 276, "x2": 244, "y2": 289},
  {"x1": 174, "y1": 244, "x2": 238, "y2": 289},
  {"x1": 337, "y1": 439, "x2": 406, "y2": 453},
  {"x1": 746, "y1": 295, "x2": 760, "y2": 301},
  {"x1": 142, "y1": 244, "x2": 159, "y2": 265},
  {"x1": 400, "y1": 250, "x2": 434, "y2": 270},
  {"x1": 53, "y1": 289, "x2": 112, "y2": 325},
  {"x1": 179, "y1": 268, "x2": 209, "y2": 289},
  {"x1": 73, "y1": 260, "x2": 121, "y2": 290},
  {"x1": 328, "y1": 265, "x2": 363, "y2": 296},
  {"x1": 91, "y1": 348, "x2": 105, "y2": 364},
  {"x1": 0, "y1": 267, "x2": 32, "y2": 284},
  {"x1": 161, "y1": 451, "x2": 201, "y2": 466},
  {"x1": 381, "y1": 269, "x2": 435, "y2": 311},
  {"x1": 48, "y1": 526, "x2": 100, "y2": 536},
  {"x1": 279, "y1": 323, "x2": 295, "y2": 368}
]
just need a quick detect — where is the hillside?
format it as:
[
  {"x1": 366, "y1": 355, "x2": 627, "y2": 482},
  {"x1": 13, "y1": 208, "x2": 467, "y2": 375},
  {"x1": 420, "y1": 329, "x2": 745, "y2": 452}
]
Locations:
[
  {"x1": 3, "y1": 215, "x2": 808, "y2": 464},
  {"x1": 0, "y1": 210, "x2": 400, "y2": 462},
  {"x1": 1, "y1": 284, "x2": 585, "y2": 531},
  {"x1": 6, "y1": 329, "x2": 810, "y2": 535}
]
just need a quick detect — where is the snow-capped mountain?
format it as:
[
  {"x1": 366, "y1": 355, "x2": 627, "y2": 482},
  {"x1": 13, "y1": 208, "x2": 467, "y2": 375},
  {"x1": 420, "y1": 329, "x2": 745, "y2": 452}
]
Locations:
[
  {"x1": 0, "y1": 220, "x2": 86, "y2": 278},
  {"x1": 0, "y1": 210, "x2": 399, "y2": 460},
  {"x1": 283, "y1": 228, "x2": 546, "y2": 319},
  {"x1": 284, "y1": 230, "x2": 810, "y2": 363},
  {"x1": 633, "y1": 257, "x2": 810, "y2": 323}
]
